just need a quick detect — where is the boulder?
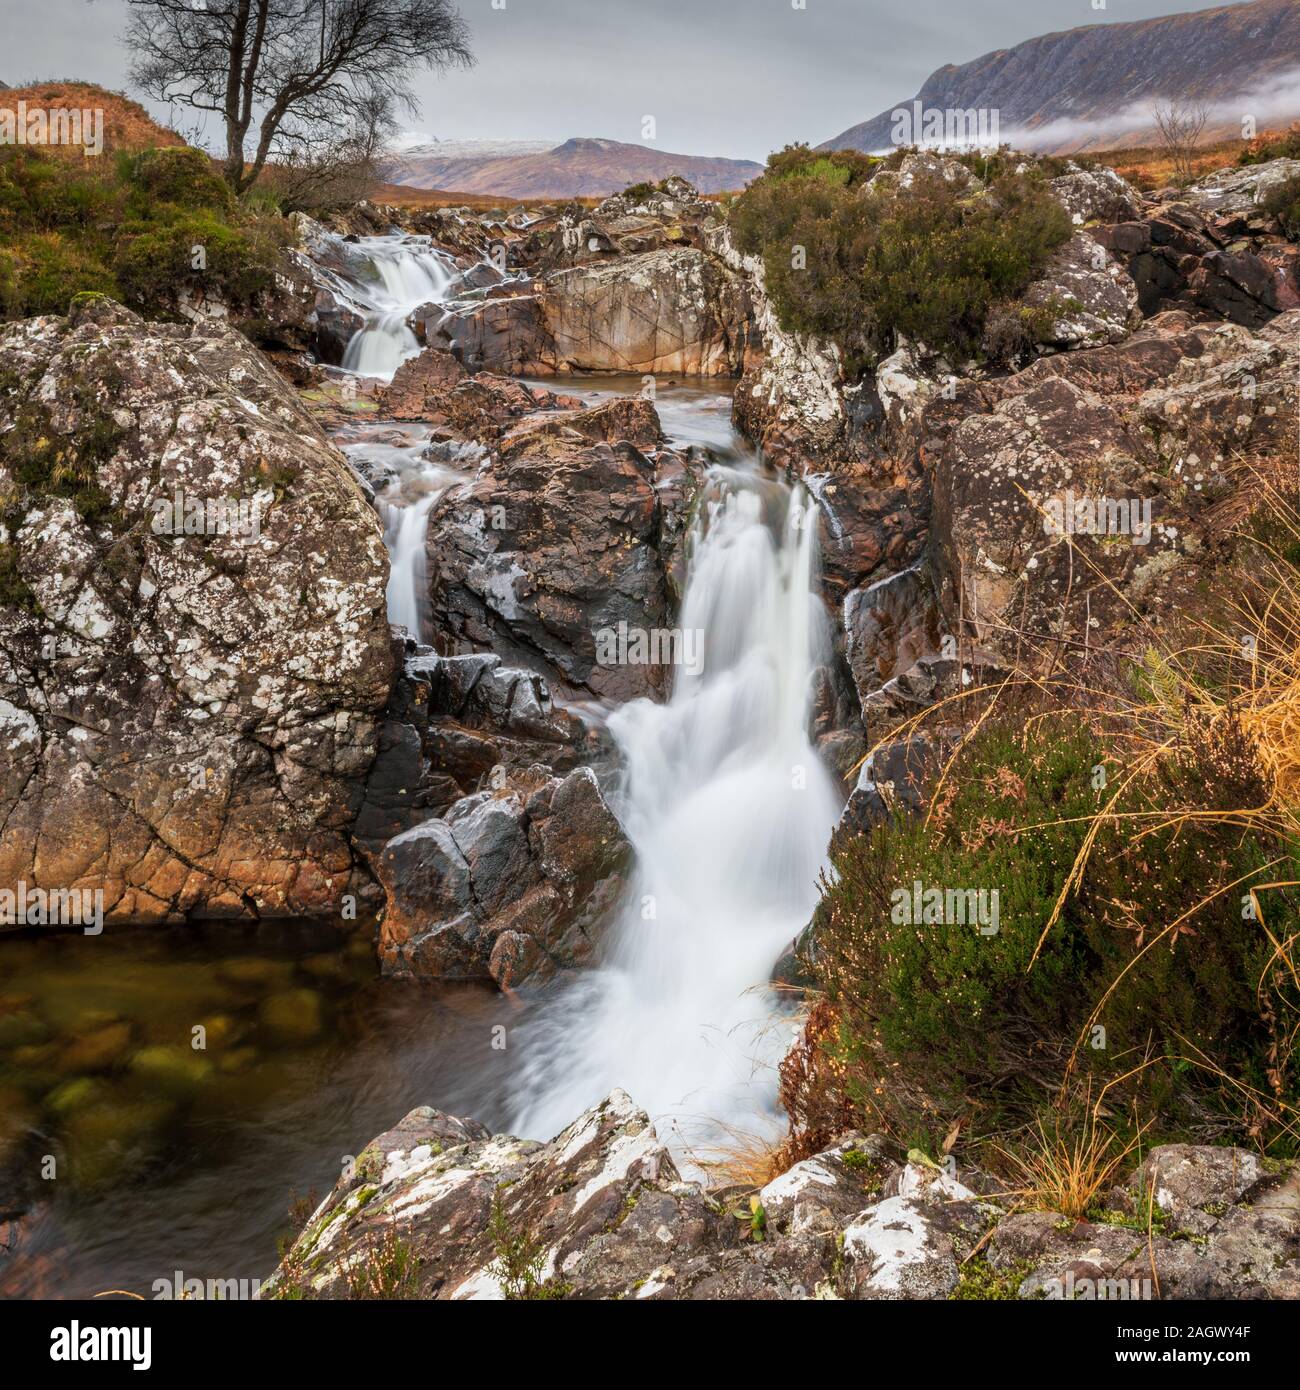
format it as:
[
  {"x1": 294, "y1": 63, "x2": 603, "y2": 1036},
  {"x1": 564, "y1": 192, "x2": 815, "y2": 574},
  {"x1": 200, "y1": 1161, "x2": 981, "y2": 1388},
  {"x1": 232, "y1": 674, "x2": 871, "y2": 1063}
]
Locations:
[
  {"x1": 842, "y1": 564, "x2": 944, "y2": 713},
  {"x1": 425, "y1": 234, "x2": 754, "y2": 379},
  {"x1": 708, "y1": 222, "x2": 850, "y2": 468},
  {"x1": 929, "y1": 309, "x2": 1300, "y2": 671},
  {"x1": 538, "y1": 247, "x2": 751, "y2": 376},
  {"x1": 261, "y1": 1086, "x2": 1300, "y2": 1301},
  {"x1": 988, "y1": 1143, "x2": 1300, "y2": 1300},
  {"x1": 353, "y1": 640, "x2": 590, "y2": 859},
  {"x1": 1049, "y1": 163, "x2": 1144, "y2": 227},
  {"x1": 1020, "y1": 231, "x2": 1141, "y2": 349},
  {"x1": 842, "y1": 1163, "x2": 995, "y2": 1300},
  {"x1": 423, "y1": 397, "x2": 705, "y2": 702},
  {"x1": 0, "y1": 297, "x2": 393, "y2": 922},
  {"x1": 376, "y1": 767, "x2": 631, "y2": 989},
  {"x1": 1179, "y1": 158, "x2": 1300, "y2": 221},
  {"x1": 380, "y1": 350, "x2": 581, "y2": 435},
  {"x1": 261, "y1": 1090, "x2": 693, "y2": 1300}
]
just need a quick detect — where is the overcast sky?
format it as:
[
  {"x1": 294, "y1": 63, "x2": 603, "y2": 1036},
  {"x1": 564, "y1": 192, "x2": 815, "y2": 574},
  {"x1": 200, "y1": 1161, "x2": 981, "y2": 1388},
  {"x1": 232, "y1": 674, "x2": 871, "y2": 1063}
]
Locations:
[{"x1": 10, "y1": 0, "x2": 1242, "y2": 160}]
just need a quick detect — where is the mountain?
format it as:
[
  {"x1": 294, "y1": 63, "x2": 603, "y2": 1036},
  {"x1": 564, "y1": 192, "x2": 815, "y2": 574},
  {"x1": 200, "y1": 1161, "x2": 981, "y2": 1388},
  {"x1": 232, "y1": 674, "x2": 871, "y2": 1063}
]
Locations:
[
  {"x1": 383, "y1": 136, "x2": 762, "y2": 199},
  {"x1": 820, "y1": 0, "x2": 1300, "y2": 155}
]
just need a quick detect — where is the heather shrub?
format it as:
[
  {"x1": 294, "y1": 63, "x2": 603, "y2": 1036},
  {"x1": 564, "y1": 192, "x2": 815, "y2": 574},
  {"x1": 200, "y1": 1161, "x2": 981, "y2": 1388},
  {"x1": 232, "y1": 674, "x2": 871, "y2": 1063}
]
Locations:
[
  {"x1": 810, "y1": 712, "x2": 1300, "y2": 1153},
  {"x1": 1261, "y1": 174, "x2": 1300, "y2": 240},
  {"x1": 0, "y1": 144, "x2": 285, "y2": 321},
  {"x1": 729, "y1": 146, "x2": 1071, "y2": 365}
]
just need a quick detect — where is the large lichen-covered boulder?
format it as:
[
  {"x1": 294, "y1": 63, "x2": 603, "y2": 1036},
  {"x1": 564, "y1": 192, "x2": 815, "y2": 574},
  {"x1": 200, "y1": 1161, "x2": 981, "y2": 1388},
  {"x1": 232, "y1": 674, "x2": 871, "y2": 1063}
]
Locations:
[
  {"x1": 426, "y1": 237, "x2": 754, "y2": 379},
  {"x1": 841, "y1": 1163, "x2": 995, "y2": 1300},
  {"x1": 261, "y1": 1090, "x2": 696, "y2": 1300},
  {"x1": 1048, "y1": 163, "x2": 1143, "y2": 227},
  {"x1": 1020, "y1": 230, "x2": 1141, "y2": 349},
  {"x1": 0, "y1": 296, "x2": 393, "y2": 921},
  {"x1": 930, "y1": 309, "x2": 1300, "y2": 672},
  {"x1": 989, "y1": 1144, "x2": 1300, "y2": 1300},
  {"x1": 538, "y1": 247, "x2": 750, "y2": 375},
  {"x1": 262, "y1": 1083, "x2": 1300, "y2": 1301}
]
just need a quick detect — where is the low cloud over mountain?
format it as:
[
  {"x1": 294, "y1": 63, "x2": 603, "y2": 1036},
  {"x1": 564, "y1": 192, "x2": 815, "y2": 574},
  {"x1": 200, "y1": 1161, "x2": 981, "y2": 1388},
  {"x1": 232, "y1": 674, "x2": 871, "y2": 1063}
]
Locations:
[{"x1": 821, "y1": 0, "x2": 1300, "y2": 154}]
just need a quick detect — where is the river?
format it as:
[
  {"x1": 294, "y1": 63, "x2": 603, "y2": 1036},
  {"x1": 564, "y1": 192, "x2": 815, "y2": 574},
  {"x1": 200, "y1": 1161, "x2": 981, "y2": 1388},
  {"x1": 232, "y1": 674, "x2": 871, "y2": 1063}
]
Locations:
[{"x1": 0, "y1": 236, "x2": 840, "y2": 1297}]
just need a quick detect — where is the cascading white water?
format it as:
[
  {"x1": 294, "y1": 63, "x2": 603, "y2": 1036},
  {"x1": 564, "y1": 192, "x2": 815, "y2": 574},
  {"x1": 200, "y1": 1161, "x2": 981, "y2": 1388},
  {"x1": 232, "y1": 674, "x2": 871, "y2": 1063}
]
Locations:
[
  {"x1": 508, "y1": 459, "x2": 841, "y2": 1153},
  {"x1": 339, "y1": 431, "x2": 473, "y2": 640},
  {"x1": 329, "y1": 234, "x2": 467, "y2": 636},
  {"x1": 341, "y1": 237, "x2": 456, "y2": 380}
]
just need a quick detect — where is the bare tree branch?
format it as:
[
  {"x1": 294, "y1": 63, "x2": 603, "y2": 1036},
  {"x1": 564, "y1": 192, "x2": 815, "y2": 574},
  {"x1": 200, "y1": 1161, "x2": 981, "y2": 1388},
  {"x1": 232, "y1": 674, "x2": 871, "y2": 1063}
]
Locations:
[
  {"x1": 123, "y1": 0, "x2": 474, "y2": 195},
  {"x1": 1151, "y1": 98, "x2": 1210, "y2": 187}
]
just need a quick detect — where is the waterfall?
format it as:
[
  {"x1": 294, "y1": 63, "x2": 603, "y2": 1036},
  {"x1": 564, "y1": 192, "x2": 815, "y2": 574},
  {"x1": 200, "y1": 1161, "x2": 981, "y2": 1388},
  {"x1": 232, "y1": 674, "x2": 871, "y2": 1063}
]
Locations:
[
  {"x1": 507, "y1": 459, "x2": 841, "y2": 1155},
  {"x1": 340, "y1": 237, "x2": 456, "y2": 381},
  {"x1": 328, "y1": 233, "x2": 467, "y2": 637},
  {"x1": 340, "y1": 432, "x2": 474, "y2": 641}
]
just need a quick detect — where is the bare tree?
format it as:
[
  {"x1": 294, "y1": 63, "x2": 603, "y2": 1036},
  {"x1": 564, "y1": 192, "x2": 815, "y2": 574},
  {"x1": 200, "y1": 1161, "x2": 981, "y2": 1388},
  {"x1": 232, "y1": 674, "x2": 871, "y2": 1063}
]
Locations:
[
  {"x1": 123, "y1": 0, "x2": 474, "y2": 195},
  {"x1": 260, "y1": 98, "x2": 391, "y2": 213},
  {"x1": 1151, "y1": 97, "x2": 1210, "y2": 186}
]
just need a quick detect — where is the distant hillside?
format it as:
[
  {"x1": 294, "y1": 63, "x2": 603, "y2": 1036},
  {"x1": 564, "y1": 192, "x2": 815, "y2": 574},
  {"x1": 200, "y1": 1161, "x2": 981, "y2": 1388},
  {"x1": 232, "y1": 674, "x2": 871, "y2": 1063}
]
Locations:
[
  {"x1": 0, "y1": 81, "x2": 185, "y2": 156},
  {"x1": 367, "y1": 179, "x2": 523, "y2": 210},
  {"x1": 384, "y1": 136, "x2": 762, "y2": 198},
  {"x1": 821, "y1": 0, "x2": 1300, "y2": 155}
]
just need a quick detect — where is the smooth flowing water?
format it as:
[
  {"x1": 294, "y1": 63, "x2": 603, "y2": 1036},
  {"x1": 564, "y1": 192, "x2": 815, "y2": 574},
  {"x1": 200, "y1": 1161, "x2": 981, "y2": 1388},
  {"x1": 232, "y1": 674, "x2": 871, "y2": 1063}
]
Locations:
[
  {"x1": 339, "y1": 236, "x2": 456, "y2": 381},
  {"x1": 0, "y1": 243, "x2": 843, "y2": 1292},
  {"x1": 505, "y1": 455, "x2": 840, "y2": 1154},
  {"x1": 335, "y1": 426, "x2": 479, "y2": 641}
]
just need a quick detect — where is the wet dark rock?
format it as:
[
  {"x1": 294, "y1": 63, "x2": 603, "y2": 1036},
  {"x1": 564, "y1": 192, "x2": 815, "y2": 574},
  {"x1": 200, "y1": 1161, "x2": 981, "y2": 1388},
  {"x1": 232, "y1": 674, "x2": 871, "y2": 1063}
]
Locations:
[
  {"x1": 423, "y1": 397, "x2": 705, "y2": 702},
  {"x1": 354, "y1": 640, "x2": 588, "y2": 858},
  {"x1": 376, "y1": 767, "x2": 630, "y2": 989}
]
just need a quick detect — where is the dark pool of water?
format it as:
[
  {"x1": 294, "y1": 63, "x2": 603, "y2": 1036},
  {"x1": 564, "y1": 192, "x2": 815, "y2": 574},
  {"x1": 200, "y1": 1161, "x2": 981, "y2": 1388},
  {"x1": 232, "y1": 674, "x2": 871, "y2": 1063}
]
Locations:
[{"x1": 0, "y1": 923, "x2": 522, "y2": 1298}]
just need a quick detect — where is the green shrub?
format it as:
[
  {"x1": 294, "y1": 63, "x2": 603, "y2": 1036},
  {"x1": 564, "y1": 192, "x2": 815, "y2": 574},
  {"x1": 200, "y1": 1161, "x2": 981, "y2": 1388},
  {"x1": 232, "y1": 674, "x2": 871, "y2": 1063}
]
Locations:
[
  {"x1": 4, "y1": 232, "x2": 120, "y2": 317},
  {"x1": 113, "y1": 211, "x2": 280, "y2": 312},
  {"x1": 0, "y1": 144, "x2": 285, "y2": 324},
  {"x1": 733, "y1": 172, "x2": 876, "y2": 361},
  {"x1": 813, "y1": 712, "x2": 1300, "y2": 1150},
  {"x1": 729, "y1": 147, "x2": 1071, "y2": 366},
  {"x1": 760, "y1": 144, "x2": 881, "y2": 189},
  {"x1": 620, "y1": 179, "x2": 664, "y2": 202},
  {"x1": 1261, "y1": 174, "x2": 1300, "y2": 240},
  {"x1": 124, "y1": 146, "x2": 235, "y2": 216}
]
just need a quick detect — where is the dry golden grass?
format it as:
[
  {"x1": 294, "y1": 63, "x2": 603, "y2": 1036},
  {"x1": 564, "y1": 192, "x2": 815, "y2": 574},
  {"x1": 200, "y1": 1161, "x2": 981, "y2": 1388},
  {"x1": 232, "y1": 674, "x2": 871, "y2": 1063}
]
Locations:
[
  {"x1": 1085, "y1": 137, "x2": 1243, "y2": 191},
  {"x1": 0, "y1": 81, "x2": 185, "y2": 156},
  {"x1": 693, "y1": 1128, "x2": 788, "y2": 1191},
  {"x1": 992, "y1": 1108, "x2": 1144, "y2": 1219},
  {"x1": 368, "y1": 180, "x2": 735, "y2": 212},
  {"x1": 367, "y1": 179, "x2": 526, "y2": 211},
  {"x1": 829, "y1": 455, "x2": 1300, "y2": 1166}
]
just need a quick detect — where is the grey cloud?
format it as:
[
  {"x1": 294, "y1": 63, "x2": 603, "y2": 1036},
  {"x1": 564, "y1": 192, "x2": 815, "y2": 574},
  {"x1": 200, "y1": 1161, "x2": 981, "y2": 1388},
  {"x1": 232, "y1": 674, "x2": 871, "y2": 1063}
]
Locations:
[{"x1": 7, "y1": 0, "x2": 1240, "y2": 161}]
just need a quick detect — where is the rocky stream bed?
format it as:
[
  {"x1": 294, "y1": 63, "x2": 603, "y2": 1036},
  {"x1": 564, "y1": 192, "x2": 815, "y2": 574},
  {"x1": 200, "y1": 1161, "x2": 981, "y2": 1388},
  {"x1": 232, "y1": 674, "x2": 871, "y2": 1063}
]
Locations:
[{"x1": 2, "y1": 160, "x2": 1300, "y2": 1298}]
